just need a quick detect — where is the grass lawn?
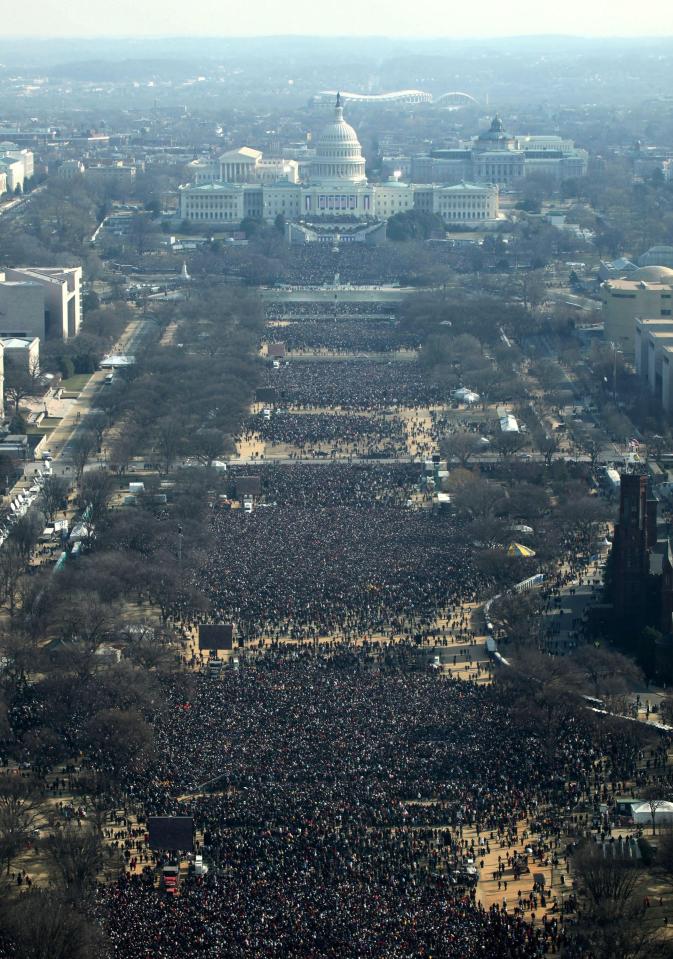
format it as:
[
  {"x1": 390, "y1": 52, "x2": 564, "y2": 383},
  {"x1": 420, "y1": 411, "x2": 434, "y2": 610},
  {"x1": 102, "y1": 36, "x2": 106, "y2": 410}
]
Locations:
[
  {"x1": 60, "y1": 374, "x2": 91, "y2": 391},
  {"x1": 26, "y1": 417, "x2": 63, "y2": 437}
]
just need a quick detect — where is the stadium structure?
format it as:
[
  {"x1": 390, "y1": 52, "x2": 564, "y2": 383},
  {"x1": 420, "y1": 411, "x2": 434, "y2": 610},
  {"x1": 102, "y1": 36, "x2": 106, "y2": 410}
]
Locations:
[{"x1": 313, "y1": 90, "x2": 479, "y2": 106}]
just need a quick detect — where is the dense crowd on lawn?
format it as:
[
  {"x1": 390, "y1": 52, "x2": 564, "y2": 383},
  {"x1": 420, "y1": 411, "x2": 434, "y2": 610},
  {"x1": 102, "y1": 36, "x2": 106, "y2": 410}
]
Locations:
[
  {"x1": 195, "y1": 503, "x2": 480, "y2": 640},
  {"x1": 269, "y1": 318, "x2": 418, "y2": 354},
  {"x1": 241, "y1": 410, "x2": 408, "y2": 456},
  {"x1": 100, "y1": 648, "x2": 640, "y2": 958},
  {"x1": 262, "y1": 359, "x2": 444, "y2": 410},
  {"x1": 226, "y1": 463, "x2": 420, "y2": 507},
  {"x1": 91, "y1": 276, "x2": 629, "y2": 959},
  {"x1": 264, "y1": 301, "x2": 415, "y2": 354},
  {"x1": 265, "y1": 302, "x2": 396, "y2": 318},
  {"x1": 277, "y1": 244, "x2": 406, "y2": 286}
]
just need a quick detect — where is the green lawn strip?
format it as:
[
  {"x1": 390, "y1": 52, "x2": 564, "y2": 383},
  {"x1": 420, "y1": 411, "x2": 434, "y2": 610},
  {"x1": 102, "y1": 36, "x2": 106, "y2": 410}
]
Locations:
[{"x1": 60, "y1": 374, "x2": 92, "y2": 391}]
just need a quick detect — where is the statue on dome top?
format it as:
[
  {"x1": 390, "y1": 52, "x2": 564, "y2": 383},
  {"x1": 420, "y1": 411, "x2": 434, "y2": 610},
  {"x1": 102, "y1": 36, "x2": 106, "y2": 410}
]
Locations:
[{"x1": 336, "y1": 92, "x2": 341, "y2": 108}]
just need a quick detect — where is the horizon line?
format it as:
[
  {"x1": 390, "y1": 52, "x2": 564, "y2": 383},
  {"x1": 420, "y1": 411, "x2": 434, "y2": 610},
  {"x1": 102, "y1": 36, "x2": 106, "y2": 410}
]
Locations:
[{"x1": 1, "y1": 32, "x2": 673, "y2": 41}]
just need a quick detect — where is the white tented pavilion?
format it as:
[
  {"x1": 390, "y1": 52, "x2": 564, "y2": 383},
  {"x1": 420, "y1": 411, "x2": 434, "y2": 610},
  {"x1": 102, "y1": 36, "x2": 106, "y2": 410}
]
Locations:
[{"x1": 633, "y1": 800, "x2": 673, "y2": 826}]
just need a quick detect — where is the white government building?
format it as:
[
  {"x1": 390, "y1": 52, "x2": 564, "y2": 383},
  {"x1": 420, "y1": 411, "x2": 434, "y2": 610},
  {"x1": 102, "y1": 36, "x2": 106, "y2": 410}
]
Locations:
[
  {"x1": 179, "y1": 95, "x2": 499, "y2": 229},
  {"x1": 0, "y1": 143, "x2": 34, "y2": 195}
]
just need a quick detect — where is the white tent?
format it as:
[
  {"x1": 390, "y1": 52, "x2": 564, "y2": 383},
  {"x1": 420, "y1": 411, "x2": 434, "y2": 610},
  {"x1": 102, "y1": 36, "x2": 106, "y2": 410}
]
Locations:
[
  {"x1": 69, "y1": 523, "x2": 92, "y2": 543},
  {"x1": 633, "y1": 800, "x2": 673, "y2": 825},
  {"x1": 452, "y1": 387, "x2": 480, "y2": 404}
]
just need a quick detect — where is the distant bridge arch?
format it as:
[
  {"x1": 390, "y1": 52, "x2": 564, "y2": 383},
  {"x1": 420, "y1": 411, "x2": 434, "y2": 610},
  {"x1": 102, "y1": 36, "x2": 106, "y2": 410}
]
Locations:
[{"x1": 433, "y1": 91, "x2": 479, "y2": 106}]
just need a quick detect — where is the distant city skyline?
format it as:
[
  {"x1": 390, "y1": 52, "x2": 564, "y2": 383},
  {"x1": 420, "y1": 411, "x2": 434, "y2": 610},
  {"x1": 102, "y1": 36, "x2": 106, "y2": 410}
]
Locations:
[{"x1": 2, "y1": 0, "x2": 672, "y2": 39}]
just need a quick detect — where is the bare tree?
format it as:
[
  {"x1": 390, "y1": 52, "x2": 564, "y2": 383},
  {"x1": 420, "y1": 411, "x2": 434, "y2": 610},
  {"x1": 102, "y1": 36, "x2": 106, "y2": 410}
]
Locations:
[
  {"x1": 10, "y1": 511, "x2": 43, "y2": 564},
  {"x1": 54, "y1": 591, "x2": 117, "y2": 649},
  {"x1": 441, "y1": 431, "x2": 481, "y2": 467},
  {"x1": 0, "y1": 775, "x2": 41, "y2": 875},
  {"x1": 449, "y1": 475, "x2": 506, "y2": 519},
  {"x1": 70, "y1": 430, "x2": 96, "y2": 481},
  {"x1": 493, "y1": 431, "x2": 529, "y2": 459},
  {"x1": 154, "y1": 416, "x2": 183, "y2": 474},
  {"x1": 573, "y1": 838, "x2": 640, "y2": 908},
  {"x1": 0, "y1": 626, "x2": 40, "y2": 682},
  {"x1": 88, "y1": 412, "x2": 107, "y2": 450},
  {"x1": 0, "y1": 540, "x2": 25, "y2": 613},
  {"x1": 40, "y1": 475, "x2": 70, "y2": 523},
  {"x1": 19, "y1": 726, "x2": 66, "y2": 781},
  {"x1": 4, "y1": 358, "x2": 42, "y2": 414},
  {"x1": 0, "y1": 888, "x2": 102, "y2": 959},
  {"x1": 570, "y1": 839, "x2": 667, "y2": 959},
  {"x1": 79, "y1": 470, "x2": 115, "y2": 533},
  {"x1": 84, "y1": 708, "x2": 154, "y2": 777},
  {"x1": 97, "y1": 380, "x2": 127, "y2": 428},
  {"x1": 570, "y1": 901, "x2": 670, "y2": 959},
  {"x1": 539, "y1": 433, "x2": 559, "y2": 467},
  {"x1": 489, "y1": 592, "x2": 543, "y2": 644},
  {"x1": 108, "y1": 430, "x2": 138, "y2": 475},
  {"x1": 43, "y1": 823, "x2": 104, "y2": 902},
  {"x1": 640, "y1": 785, "x2": 670, "y2": 836},
  {"x1": 190, "y1": 427, "x2": 225, "y2": 467},
  {"x1": 572, "y1": 646, "x2": 642, "y2": 701}
]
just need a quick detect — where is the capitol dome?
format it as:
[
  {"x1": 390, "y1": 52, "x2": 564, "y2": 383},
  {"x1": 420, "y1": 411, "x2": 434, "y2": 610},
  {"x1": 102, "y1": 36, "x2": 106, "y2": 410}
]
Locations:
[
  {"x1": 310, "y1": 93, "x2": 367, "y2": 185},
  {"x1": 630, "y1": 265, "x2": 673, "y2": 283}
]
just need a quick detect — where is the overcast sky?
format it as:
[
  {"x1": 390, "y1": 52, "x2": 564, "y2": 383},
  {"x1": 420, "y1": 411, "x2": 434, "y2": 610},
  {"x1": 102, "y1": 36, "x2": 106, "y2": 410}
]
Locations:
[{"x1": 5, "y1": 0, "x2": 673, "y2": 38}]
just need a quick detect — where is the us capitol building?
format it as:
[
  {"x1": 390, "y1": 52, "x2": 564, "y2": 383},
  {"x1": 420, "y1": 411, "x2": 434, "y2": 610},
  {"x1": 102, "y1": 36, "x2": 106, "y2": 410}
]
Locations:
[{"x1": 178, "y1": 95, "x2": 499, "y2": 235}]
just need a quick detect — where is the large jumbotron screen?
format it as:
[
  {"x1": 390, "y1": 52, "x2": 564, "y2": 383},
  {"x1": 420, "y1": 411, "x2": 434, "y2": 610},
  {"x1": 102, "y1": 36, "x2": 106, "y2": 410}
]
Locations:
[{"x1": 148, "y1": 816, "x2": 194, "y2": 851}]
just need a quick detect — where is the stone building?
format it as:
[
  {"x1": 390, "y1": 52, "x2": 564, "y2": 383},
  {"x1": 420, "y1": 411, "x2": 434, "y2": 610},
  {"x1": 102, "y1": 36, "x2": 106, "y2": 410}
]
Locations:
[
  {"x1": 0, "y1": 267, "x2": 81, "y2": 341},
  {"x1": 179, "y1": 95, "x2": 499, "y2": 229},
  {"x1": 410, "y1": 115, "x2": 588, "y2": 187},
  {"x1": 601, "y1": 265, "x2": 673, "y2": 356}
]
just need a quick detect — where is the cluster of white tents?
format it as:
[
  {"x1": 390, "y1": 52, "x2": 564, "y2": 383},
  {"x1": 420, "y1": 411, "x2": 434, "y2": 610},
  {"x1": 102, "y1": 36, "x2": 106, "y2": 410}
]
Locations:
[{"x1": 0, "y1": 472, "x2": 49, "y2": 548}]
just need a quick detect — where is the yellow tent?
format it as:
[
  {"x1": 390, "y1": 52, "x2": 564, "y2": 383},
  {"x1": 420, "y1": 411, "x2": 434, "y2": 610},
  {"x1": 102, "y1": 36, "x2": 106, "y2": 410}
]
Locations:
[{"x1": 507, "y1": 542, "x2": 536, "y2": 558}]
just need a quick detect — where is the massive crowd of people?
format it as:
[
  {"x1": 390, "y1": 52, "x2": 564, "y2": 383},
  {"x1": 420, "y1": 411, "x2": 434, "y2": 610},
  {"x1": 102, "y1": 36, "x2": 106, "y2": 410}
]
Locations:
[
  {"x1": 269, "y1": 318, "x2": 417, "y2": 354},
  {"x1": 227, "y1": 463, "x2": 420, "y2": 508},
  {"x1": 100, "y1": 648, "x2": 641, "y2": 957},
  {"x1": 197, "y1": 498, "x2": 481, "y2": 640},
  {"x1": 265, "y1": 302, "x2": 396, "y2": 318},
  {"x1": 262, "y1": 359, "x2": 445, "y2": 410},
  {"x1": 87, "y1": 280, "x2": 650, "y2": 959},
  {"x1": 264, "y1": 301, "x2": 418, "y2": 354},
  {"x1": 242, "y1": 410, "x2": 408, "y2": 456},
  {"x1": 275, "y1": 244, "x2": 406, "y2": 286}
]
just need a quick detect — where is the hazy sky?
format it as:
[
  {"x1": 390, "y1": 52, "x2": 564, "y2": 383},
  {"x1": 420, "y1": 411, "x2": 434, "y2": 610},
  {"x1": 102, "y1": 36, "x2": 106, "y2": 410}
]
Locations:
[{"x1": 6, "y1": 0, "x2": 673, "y2": 38}]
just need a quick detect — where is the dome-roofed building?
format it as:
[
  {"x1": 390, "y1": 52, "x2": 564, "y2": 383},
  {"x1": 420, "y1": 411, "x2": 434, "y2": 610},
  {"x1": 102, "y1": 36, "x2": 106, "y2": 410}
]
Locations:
[
  {"x1": 301, "y1": 93, "x2": 374, "y2": 217},
  {"x1": 178, "y1": 91, "x2": 500, "y2": 230},
  {"x1": 309, "y1": 93, "x2": 367, "y2": 186},
  {"x1": 474, "y1": 115, "x2": 515, "y2": 152},
  {"x1": 602, "y1": 262, "x2": 673, "y2": 356},
  {"x1": 630, "y1": 265, "x2": 673, "y2": 283}
]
